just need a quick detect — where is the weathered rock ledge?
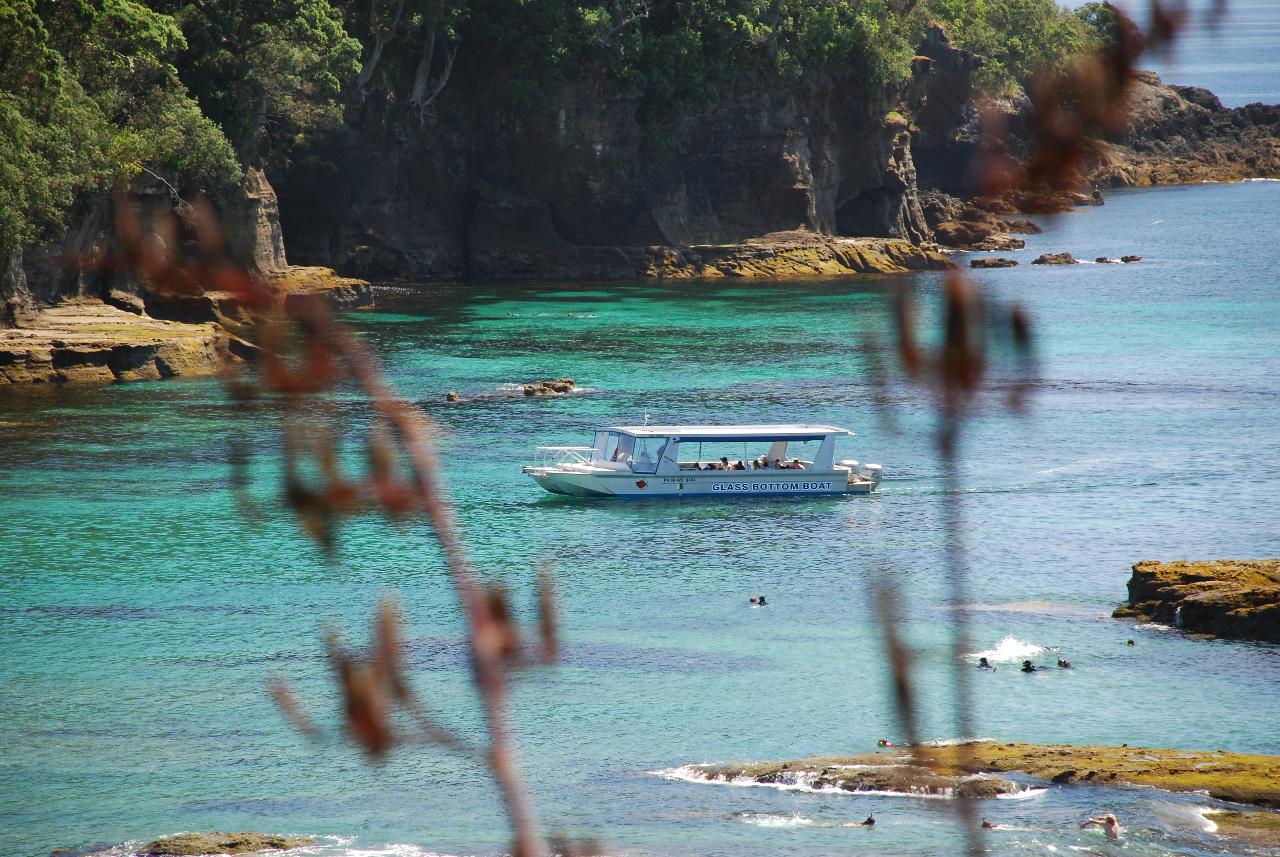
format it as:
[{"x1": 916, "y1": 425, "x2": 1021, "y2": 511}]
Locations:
[
  {"x1": 266, "y1": 265, "x2": 374, "y2": 310},
  {"x1": 683, "y1": 742, "x2": 1280, "y2": 808},
  {"x1": 1113, "y1": 559, "x2": 1280, "y2": 642},
  {"x1": 141, "y1": 831, "x2": 316, "y2": 855},
  {"x1": 646, "y1": 232, "x2": 953, "y2": 278},
  {"x1": 0, "y1": 303, "x2": 249, "y2": 385}
]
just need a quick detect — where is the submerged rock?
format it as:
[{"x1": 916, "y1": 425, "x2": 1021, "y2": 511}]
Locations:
[
  {"x1": 970, "y1": 257, "x2": 1018, "y2": 268},
  {"x1": 1095, "y1": 257, "x2": 1122, "y2": 264},
  {"x1": 1031, "y1": 252, "x2": 1078, "y2": 265},
  {"x1": 1208, "y1": 809, "x2": 1280, "y2": 849},
  {"x1": 1122, "y1": 255, "x2": 1143, "y2": 263},
  {"x1": 1113, "y1": 559, "x2": 1280, "y2": 642},
  {"x1": 141, "y1": 832, "x2": 316, "y2": 855}
]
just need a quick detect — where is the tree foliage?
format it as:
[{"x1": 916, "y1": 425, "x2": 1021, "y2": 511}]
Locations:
[{"x1": 1, "y1": 0, "x2": 1106, "y2": 255}]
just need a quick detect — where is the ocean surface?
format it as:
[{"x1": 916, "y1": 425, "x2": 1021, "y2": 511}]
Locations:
[
  {"x1": 2, "y1": 180, "x2": 1280, "y2": 857},
  {"x1": 1078, "y1": 0, "x2": 1280, "y2": 107}
]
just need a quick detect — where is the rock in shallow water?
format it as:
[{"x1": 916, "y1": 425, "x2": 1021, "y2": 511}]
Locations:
[
  {"x1": 679, "y1": 742, "x2": 1280, "y2": 809},
  {"x1": 970, "y1": 257, "x2": 1018, "y2": 268},
  {"x1": 142, "y1": 832, "x2": 316, "y2": 855},
  {"x1": 1032, "y1": 252, "x2": 1078, "y2": 265}
]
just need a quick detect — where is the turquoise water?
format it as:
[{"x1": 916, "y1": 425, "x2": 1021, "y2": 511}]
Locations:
[{"x1": 2, "y1": 181, "x2": 1280, "y2": 857}]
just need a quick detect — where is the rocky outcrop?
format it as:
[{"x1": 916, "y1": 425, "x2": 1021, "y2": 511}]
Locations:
[
  {"x1": 1208, "y1": 810, "x2": 1280, "y2": 849},
  {"x1": 686, "y1": 754, "x2": 1020, "y2": 800},
  {"x1": 522, "y1": 378, "x2": 576, "y2": 396},
  {"x1": 934, "y1": 219, "x2": 1025, "y2": 251},
  {"x1": 1032, "y1": 252, "x2": 1078, "y2": 265},
  {"x1": 646, "y1": 232, "x2": 951, "y2": 278},
  {"x1": 1086, "y1": 72, "x2": 1280, "y2": 187},
  {"x1": 141, "y1": 832, "x2": 316, "y2": 855},
  {"x1": 267, "y1": 266, "x2": 374, "y2": 311},
  {"x1": 0, "y1": 303, "x2": 246, "y2": 384},
  {"x1": 1113, "y1": 559, "x2": 1280, "y2": 642},
  {"x1": 970, "y1": 257, "x2": 1017, "y2": 268},
  {"x1": 682, "y1": 743, "x2": 1280, "y2": 809}
]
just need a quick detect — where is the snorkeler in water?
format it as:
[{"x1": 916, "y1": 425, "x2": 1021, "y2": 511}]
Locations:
[
  {"x1": 1080, "y1": 813, "x2": 1122, "y2": 841},
  {"x1": 979, "y1": 657, "x2": 994, "y2": 669},
  {"x1": 842, "y1": 812, "x2": 875, "y2": 827},
  {"x1": 1021, "y1": 659, "x2": 1037, "y2": 673},
  {"x1": 1057, "y1": 657, "x2": 1072, "y2": 668}
]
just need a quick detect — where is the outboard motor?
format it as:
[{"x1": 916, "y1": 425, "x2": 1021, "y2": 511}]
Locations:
[
  {"x1": 838, "y1": 459, "x2": 860, "y2": 472},
  {"x1": 858, "y1": 463, "x2": 884, "y2": 483}
]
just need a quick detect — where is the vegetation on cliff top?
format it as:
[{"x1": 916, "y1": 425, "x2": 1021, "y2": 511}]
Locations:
[{"x1": 1, "y1": 0, "x2": 1103, "y2": 255}]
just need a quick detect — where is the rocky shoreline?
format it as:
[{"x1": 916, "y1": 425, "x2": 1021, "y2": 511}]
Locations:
[
  {"x1": 678, "y1": 742, "x2": 1280, "y2": 807},
  {"x1": 1114, "y1": 559, "x2": 1280, "y2": 642}
]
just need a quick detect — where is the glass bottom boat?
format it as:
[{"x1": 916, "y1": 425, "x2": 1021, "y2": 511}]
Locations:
[{"x1": 522, "y1": 424, "x2": 883, "y2": 498}]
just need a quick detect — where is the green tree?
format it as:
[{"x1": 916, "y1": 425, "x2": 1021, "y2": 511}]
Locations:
[{"x1": 151, "y1": 0, "x2": 362, "y2": 158}]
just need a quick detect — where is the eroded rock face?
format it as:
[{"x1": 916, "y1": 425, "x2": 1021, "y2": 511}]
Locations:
[
  {"x1": 142, "y1": 832, "x2": 316, "y2": 856},
  {"x1": 1114, "y1": 559, "x2": 1280, "y2": 642},
  {"x1": 0, "y1": 303, "x2": 242, "y2": 384},
  {"x1": 272, "y1": 41, "x2": 978, "y2": 280},
  {"x1": 970, "y1": 257, "x2": 1018, "y2": 268}
]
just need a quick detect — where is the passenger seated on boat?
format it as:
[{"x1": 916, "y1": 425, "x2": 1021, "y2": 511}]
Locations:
[
  {"x1": 790, "y1": 458, "x2": 804, "y2": 470},
  {"x1": 744, "y1": 459, "x2": 755, "y2": 470},
  {"x1": 702, "y1": 462, "x2": 717, "y2": 471},
  {"x1": 732, "y1": 460, "x2": 746, "y2": 470},
  {"x1": 756, "y1": 456, "x2": 769, "y2": 468},
  {"x1": 773, "y1": 458, "x2": 785, "y2": 469},
  {"x1": 719, "y1": 456, "x2": 730, "y2": 470}
]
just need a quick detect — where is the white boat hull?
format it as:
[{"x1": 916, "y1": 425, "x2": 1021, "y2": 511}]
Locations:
[{"x1": 524, "y1": 468, "x2": 875, "y2": 498}]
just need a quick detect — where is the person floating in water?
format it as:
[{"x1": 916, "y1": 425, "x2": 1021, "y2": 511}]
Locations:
[
  {"x1": 1127, "y1": 639, "x2": 1135, "y2": 646},
  {"x1": 979, "y1": 657, "x2": 994, "y2": 669},
  {"x1": 1021, "y1": 659, "x2": 1037, "y2": 673},
  {"x1": 1080, "y1": 813, "x2": 1122, "y2": 841},
  {"x1": 749, "y1": 595, "x2": 758, "y2": 605},
  {"x1": 877, "y1": 738, "x2": 897, "y2": 748},
  {"x1": 981, "y1": 818, "x2": 995, "y2": 829},
  {"x1": 1057, "y1": 657, "x2": 1072, "y2": 668},
  {"x1": 757, "y1": 595, "x2": 767, "y2": 606},
  {"x1": 842, "y1": 812, "x2": 875, "y2": 827}
]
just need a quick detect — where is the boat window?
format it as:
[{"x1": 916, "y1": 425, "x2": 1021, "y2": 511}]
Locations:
[
  {"x1": 601, "y1": 432, "x2": 635, "y2": 464},
  {"x1": 630, "y1": 437, "x2": 664, "y2": 473}
]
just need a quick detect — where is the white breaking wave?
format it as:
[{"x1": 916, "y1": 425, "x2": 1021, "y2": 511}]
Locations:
[
  {"x1": 995, "y1": 787, "x2": 1048, "y2": 800},
  {"x1": 969, "y1": 635, "x2": 1046, "y2": 663},
  {"x1": 736, "y1": 812, "x2": 814, "y2": 828},
  {"x1": 1134, "y1": 622, "x2": 1174, "y2": 632},
  {"x1": 650, "y1": 764, "x2": 1028, "y2": 801}
]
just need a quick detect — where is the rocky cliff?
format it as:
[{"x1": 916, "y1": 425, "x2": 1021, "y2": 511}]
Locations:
[{"x1": 271, "y1": 29, "x2": 983, "y2": 281}]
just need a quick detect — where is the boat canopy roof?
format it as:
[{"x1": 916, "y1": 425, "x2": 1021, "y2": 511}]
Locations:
[{"x1": 602, "y1": 424, "x2": 851, "y2": 441}]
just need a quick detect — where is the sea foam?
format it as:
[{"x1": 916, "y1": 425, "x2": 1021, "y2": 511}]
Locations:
[{"x1": 969, "y1": 635, "x2": 1046, "y2": 663}]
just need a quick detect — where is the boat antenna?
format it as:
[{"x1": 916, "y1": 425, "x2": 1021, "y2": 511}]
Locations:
[{"x1": 643, "y1": 410, "x2": 650, "y2": 426}]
